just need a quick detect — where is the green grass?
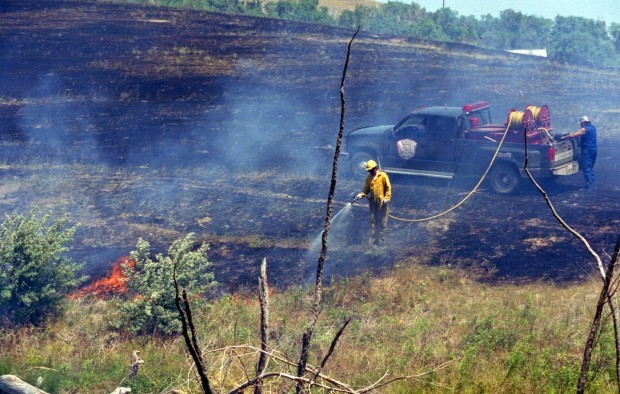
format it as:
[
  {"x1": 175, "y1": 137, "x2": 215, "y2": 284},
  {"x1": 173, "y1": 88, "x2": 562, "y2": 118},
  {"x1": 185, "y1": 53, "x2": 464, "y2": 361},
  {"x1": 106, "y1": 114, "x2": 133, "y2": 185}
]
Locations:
[{"x1": 1, "y1": 261, "x2": 615, "y2": 393}]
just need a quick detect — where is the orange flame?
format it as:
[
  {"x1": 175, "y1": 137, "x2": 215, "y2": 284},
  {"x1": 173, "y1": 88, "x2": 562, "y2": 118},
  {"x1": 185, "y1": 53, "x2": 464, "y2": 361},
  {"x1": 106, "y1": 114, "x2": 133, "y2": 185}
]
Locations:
[{"x1": 70, "y1": 256, "x2": 135, "y2": 299}]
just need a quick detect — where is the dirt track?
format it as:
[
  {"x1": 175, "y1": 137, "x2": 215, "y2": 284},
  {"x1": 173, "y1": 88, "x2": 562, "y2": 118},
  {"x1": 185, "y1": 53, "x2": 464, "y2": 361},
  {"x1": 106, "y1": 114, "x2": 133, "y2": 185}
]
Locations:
[{"x1": 1, "y1": 1, "x2": 619, "y2": 292}]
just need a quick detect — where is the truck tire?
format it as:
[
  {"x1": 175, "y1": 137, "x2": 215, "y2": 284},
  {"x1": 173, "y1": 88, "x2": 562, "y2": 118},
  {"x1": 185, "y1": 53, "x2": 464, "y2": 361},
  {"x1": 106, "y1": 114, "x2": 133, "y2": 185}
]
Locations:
[
  {"x1": 489, "y1": 163, "x2": 520, "y2": 194},
  {"x1": 349, "y1": 151, "x2": 376, "y2": 178}
]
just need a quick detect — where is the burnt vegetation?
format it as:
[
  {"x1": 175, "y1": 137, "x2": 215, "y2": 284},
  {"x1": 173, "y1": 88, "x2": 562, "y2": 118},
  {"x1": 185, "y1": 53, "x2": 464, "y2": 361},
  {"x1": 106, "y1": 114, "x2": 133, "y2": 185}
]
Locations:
[
  {"x1": 1, "y1": 0, "x2": 618, "y2": 290},
  {"x1": 0, "y1": 0, "x2": 620, "y2": 391}
]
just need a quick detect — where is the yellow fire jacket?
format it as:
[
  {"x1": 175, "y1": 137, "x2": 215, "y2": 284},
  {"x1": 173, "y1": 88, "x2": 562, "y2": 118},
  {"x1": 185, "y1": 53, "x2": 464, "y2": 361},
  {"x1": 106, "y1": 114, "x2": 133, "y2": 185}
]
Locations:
[{"x1": 361, "y1": 170, "x2": 391, "y2": 203}]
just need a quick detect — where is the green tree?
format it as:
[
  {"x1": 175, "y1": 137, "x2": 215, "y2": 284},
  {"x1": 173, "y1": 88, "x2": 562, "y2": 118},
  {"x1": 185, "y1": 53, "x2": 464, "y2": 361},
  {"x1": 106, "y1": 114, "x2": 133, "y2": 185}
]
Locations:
[
  {"x1": 337, "y1": 8, "x2": 362, "y2": 30},
  {"x1": 242, "y1": 0, "x2": 264, "y2": 17},
  {"x1": 549, "y1": 16, "x2": 615, "y2": 65},
  {"x1": 609, "y1": 22, "x2": 620, "y2": 53},
  {"x1": 0, "y1": 208, "x2": 85, "y2": 326},
  {"x1": 118, "y1": 233, "x2": 217, "y2": 335},
  {"x1": 207, "y1": 0, "x2": 244, "y2": 14},
  {"x1": 409, "y1": 16, "x2": 446, "y2": 41},
  {"x1": 266, "y1": 0, "x2": 333, "y2": 24},
  {"x1": 338, "y1": 2, "x2": 441, "y2": 40},
  {"x1": 372, "y1": 1, "x2": 425, "y2": 36},
  {"x1": 477, "y1": 10, "x2": 552, "y2": 50},
  {"x1": 431, "y1": 8, "x2": 479, "y2": 43}
]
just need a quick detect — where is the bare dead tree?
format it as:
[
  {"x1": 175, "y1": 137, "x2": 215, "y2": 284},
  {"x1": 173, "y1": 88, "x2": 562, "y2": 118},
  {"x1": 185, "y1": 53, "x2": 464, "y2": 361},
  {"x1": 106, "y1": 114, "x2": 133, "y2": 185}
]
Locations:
[
  {"x1": 173, "y1": 262, "x2": 214, "y2": 394},
  {"x1": 521, "y1": 125, "x2": 620, "y2": 390},
  {"x1": 254, "y1": 257, "x2": 270, "y2": 394},
  {"x1": 578, "y1": 236, "x2": 620, "y2": 394},
  {"x1": 295, "y1": 26, "x2": 360, "y2": 393}
]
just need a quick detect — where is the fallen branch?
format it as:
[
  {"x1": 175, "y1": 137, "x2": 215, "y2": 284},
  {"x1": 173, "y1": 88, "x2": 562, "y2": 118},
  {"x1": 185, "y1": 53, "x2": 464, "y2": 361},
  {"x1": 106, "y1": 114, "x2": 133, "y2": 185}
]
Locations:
[
  {"x1": 0, "y1": 375, "x2": 48, "y2": 394},
  {"x1": 223, "y1": 344, "x2": 354, "y2": 393},
  {"x1": 357, "y1": 358, "x2": 458, "y2": 393},
  {"x1": 221, "y1": 344, "x2": 455, "y2": 393}
]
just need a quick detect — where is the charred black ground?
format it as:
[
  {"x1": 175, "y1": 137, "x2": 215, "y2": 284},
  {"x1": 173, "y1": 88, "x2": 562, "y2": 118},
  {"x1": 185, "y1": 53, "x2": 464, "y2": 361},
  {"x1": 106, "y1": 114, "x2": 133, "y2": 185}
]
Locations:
[{"x1": 1, "y1": 1, "x2": 619, "y2": 293}]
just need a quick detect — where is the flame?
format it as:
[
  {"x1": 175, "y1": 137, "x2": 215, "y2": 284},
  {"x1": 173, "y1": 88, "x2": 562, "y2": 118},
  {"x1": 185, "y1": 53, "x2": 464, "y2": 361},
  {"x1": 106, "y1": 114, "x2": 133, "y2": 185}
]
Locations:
[{"x1": 70, "y1": 256, "x2": 135, "y2": 299}]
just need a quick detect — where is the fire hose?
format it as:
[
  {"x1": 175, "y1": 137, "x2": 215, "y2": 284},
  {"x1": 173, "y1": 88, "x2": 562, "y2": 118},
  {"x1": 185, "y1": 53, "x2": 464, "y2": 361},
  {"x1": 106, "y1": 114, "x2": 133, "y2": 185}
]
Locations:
[{"x1": 386, "y1": 121, "x2": 512, "y2": 223}]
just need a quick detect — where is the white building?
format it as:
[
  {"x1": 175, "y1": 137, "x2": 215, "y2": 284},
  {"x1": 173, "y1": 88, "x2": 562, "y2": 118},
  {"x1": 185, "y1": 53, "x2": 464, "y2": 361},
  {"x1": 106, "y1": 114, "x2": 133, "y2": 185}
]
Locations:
[{"x1": 506, "y1": 49, "x2": 548, "y2": 57}]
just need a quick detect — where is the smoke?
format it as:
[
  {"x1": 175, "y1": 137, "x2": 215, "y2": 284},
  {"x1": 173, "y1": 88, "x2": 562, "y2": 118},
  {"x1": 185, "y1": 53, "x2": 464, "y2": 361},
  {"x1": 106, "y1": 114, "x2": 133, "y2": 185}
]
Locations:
[
  {"x1": 199, "y1": 78, "x2": 340, "y2": 177},
  {"x1": 18, "y1": 74, "x2": 102, "y2": 165}
]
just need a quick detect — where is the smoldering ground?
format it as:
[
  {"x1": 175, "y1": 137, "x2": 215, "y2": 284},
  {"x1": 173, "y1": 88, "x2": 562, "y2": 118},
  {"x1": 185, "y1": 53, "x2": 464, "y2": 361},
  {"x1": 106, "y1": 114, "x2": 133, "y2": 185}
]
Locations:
[{"x1": 0, "y1": 2, "x2": 619, "y2": 292}]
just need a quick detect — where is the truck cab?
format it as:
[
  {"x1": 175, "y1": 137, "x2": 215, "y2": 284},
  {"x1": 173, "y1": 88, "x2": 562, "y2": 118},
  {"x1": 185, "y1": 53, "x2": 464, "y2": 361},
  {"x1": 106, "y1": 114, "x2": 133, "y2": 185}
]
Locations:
[{"x1": 346, "y1": 102, "x2": 493, "y2": 177}]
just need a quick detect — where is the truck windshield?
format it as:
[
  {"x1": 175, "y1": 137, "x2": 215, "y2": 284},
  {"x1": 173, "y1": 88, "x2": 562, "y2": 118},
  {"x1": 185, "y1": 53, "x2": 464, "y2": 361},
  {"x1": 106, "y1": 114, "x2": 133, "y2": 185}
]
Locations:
[{"x1": 394, "y1": 114, "x2": 426, "y2": 130}]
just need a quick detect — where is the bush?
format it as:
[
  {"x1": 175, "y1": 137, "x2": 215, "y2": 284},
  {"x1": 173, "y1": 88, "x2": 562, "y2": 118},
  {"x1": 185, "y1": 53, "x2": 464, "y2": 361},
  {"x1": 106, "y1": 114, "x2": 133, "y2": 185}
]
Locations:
[
  {"x1": 0, "y1": 208, "x2": 85, "y2": 326},
  {"x1": 118, "y1": 233, "x2": 217, "y2": 335}
]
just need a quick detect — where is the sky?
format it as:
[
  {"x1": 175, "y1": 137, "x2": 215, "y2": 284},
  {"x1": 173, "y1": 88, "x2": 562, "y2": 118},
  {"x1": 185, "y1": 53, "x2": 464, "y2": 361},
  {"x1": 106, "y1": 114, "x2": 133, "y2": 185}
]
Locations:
[{"x1": 406, "y1": 0, "x2": 620, "y2": 25}]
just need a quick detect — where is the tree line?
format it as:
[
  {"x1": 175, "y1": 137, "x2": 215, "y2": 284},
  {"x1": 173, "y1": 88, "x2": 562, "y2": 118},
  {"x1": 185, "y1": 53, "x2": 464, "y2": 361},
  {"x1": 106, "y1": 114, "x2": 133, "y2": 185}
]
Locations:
[{"x1": 119, "y1": 0, "x2": 620, "y2": 66}]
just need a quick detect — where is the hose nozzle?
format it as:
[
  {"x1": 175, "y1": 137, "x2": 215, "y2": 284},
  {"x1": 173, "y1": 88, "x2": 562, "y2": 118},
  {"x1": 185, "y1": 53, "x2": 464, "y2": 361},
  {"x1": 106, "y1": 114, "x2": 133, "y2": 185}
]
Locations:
[{"x1": 350, "y1": 194, "x2": 366, "y2": 204}]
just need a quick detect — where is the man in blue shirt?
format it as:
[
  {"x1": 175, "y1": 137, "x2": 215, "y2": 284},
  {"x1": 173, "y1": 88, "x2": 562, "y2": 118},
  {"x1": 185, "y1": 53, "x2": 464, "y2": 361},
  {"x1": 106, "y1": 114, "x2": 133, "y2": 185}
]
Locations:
[{"x1": 562, "y1": 115, "x2": 597, "y2": 191}]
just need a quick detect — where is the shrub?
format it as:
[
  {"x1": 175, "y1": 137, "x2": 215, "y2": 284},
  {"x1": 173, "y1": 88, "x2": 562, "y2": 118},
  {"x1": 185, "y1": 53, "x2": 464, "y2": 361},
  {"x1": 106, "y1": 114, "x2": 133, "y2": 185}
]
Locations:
[
  {"x1": 118, "y1": 233, "x2": 217, "y2": 335},
  {"x1": 0, "y1": 208, "x2": 85, "y2": 326}
]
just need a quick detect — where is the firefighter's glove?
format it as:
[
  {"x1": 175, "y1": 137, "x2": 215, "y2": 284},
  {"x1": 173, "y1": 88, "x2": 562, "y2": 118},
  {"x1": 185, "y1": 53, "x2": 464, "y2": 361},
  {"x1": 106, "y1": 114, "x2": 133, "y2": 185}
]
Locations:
[
  {"x1": 356, "y1": 193, "x2": 364, "y2": 200},
  {"x1": 382, "y1": 199, "x2": 389, "y2": 204}
]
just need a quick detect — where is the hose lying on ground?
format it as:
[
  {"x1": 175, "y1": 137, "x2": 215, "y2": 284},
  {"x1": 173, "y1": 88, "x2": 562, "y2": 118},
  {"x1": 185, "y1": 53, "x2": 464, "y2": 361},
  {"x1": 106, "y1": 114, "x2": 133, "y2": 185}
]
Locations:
[{"x1": 388, "y1": 121, "x2": 511, "y2": 223}]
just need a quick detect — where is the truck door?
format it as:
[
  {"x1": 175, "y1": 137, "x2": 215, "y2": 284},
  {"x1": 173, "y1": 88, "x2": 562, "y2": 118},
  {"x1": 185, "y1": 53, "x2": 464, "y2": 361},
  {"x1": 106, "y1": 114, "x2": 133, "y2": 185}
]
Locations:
[
  {"x1": 427, "y1": 115, "x2": 458, "y2": 172},
  {"x1": 387, "y1": 114, "x2": 429, "y2": 169}
]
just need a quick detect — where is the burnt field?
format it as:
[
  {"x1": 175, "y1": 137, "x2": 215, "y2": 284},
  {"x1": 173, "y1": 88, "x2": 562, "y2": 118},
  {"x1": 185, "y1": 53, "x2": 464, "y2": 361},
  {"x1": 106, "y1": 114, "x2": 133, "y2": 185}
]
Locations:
[{"x1": 1, "y1": 1, "x2": 619, "y2": 293}]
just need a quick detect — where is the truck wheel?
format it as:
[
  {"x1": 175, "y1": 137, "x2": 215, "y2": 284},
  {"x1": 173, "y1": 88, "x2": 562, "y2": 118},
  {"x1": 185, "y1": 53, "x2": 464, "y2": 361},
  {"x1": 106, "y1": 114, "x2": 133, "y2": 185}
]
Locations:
[
  {"x1": 349, "y1": 151, "x2": 376, "y2": 178},
  {"x1": 489, "y1": 164, "x2": 520, "y2": 194}
]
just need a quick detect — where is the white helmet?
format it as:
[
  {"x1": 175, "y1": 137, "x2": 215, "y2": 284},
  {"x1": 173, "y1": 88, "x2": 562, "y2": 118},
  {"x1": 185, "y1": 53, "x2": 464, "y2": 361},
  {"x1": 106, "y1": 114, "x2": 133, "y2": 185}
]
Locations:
[{"x1": 580, "y1": 115, "x2": 590, "y2": 124}]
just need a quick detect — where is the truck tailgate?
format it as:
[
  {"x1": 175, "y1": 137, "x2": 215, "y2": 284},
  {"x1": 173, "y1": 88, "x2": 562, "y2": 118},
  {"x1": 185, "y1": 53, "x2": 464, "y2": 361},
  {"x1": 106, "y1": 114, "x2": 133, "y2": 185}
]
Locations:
[{"x1": 552, "y1": 139, "x2": 579, "y2": 167}]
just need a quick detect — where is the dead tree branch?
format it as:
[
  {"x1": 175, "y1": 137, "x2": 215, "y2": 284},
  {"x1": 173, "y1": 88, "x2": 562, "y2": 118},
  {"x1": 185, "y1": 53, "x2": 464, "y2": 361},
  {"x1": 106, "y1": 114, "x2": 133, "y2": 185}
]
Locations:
[
  {"x1": 578, "y1": 236, "x2": 620, "y2": 393},
  {"x1": 221, "y1": 344, "x2": 354, "y2": 392},
  {"x1": 254, "y1": 257, "x2": 270, "y2": 394},
  {"x1": 296, "y1": 26, "x2": 360, "y2": 393},
  {"x1": 183, "y1": 290, "x2": 203, "y2": 362},
  {"x1": 522, "y1": 139, "x2": 605, "y2": 278},
  {"x1": 224, "y1": 344, "x2": 456, "y2": 393},
  {"x1": 521, "y1": 127, "x2": 620, "y2": 391},
  {"x1": 173, "y1": 262, "x2": 214, "y2": 394},
  {"x1": 356, "y1": 358, "x2": 458, "y2": 393},
  {"x1": 310, "y1": 318, "x2": 351, "y2": 384}
]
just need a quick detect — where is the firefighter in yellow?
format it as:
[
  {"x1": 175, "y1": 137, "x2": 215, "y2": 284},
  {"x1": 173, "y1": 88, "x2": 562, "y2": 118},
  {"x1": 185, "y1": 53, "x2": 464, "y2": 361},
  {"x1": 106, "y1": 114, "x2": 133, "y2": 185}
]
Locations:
[{"x1": 355, "y1": 160, "x2": 391, "y2": 245}]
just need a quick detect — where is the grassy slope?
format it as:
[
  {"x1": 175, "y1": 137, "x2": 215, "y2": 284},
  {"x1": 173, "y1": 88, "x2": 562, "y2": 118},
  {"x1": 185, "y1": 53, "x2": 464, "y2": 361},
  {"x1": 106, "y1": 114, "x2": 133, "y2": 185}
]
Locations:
[{"x1": 0, "y1": 263, "x2": 609, "y2": 392}]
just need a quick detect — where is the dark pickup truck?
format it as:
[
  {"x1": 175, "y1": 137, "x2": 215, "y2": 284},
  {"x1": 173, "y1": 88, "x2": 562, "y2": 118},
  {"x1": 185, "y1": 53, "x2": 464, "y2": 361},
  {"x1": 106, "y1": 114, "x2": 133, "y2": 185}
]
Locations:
[{"x1": 343, "y1": 101, "x2": 580, "y2": 194}]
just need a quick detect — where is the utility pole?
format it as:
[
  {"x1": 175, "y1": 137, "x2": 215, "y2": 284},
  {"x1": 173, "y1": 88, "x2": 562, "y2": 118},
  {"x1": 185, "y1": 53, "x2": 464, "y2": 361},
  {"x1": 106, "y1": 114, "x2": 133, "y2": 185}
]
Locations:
[{"x1": 442, "y1": 0, "x2": 445, "y2": 9}]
